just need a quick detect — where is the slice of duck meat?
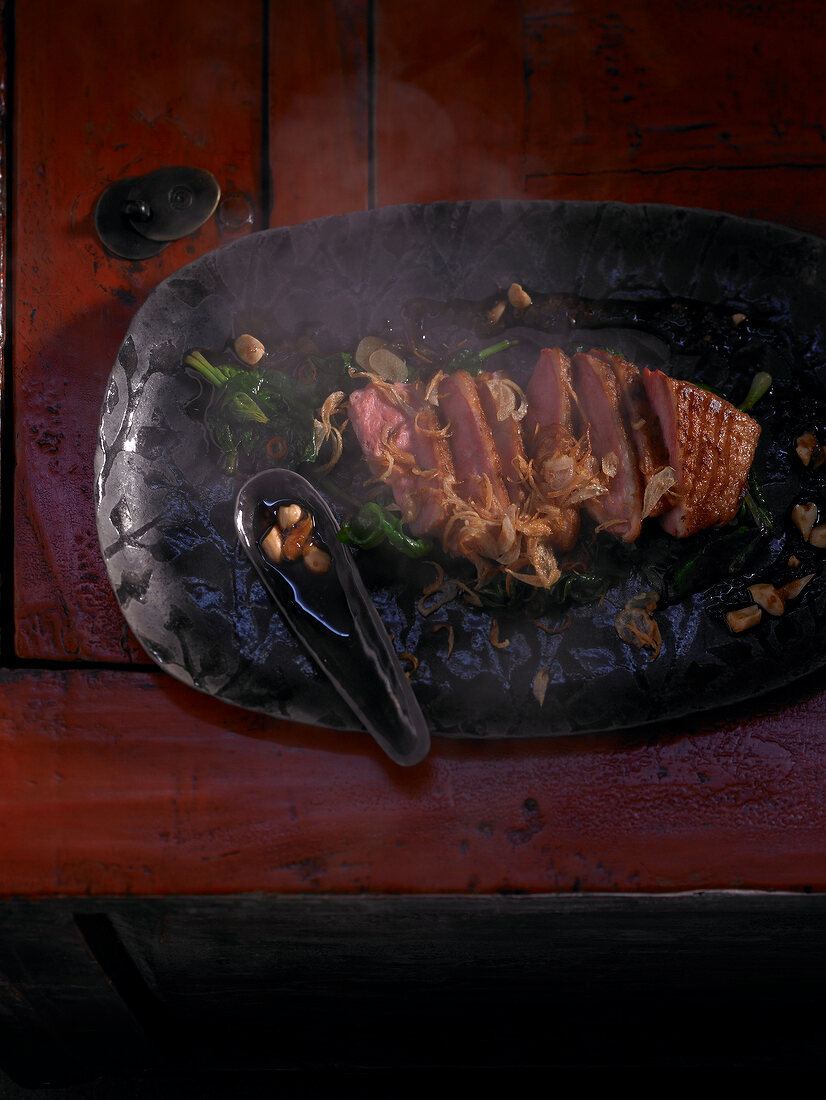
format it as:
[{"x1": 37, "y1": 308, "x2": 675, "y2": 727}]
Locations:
[
  {"x1": 572, "y1": 351, "x2": 644, "y2": 542},
  {"x1": 348, "y1": 381, "x2": 454, "y2": 536},
  {"x1": 590, "y1": 349, "x2": 671, "y2": 517},
  {"x1": 642, "y1": 368, "x2": 762, "y2": 538},
  {"x1": 527, "y1": 427, "x2": 582, "y2": 552},
  {"x1": 523, "y1": 347, "x2": 575, "y2": 453},
  {"x1": 437, "y1": 369, "x2": 510, "y2": 512},
  {"x1": 518, "y1": 348, "x2": 581, "y2": 549},
  {"x1": 476, "y1": 370, "x2": 527, "y2": 505}
]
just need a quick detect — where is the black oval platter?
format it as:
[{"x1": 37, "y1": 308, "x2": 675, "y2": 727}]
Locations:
[{"x1": 94, "y1": 200, "x2": 826, "y2": 740}]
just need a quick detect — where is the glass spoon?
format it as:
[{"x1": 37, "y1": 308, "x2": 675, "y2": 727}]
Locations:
[{"x1": 234, "y1": 468, "x2": 431, "y2": 766}]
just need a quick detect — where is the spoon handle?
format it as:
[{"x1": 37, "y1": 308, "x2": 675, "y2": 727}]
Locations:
[{"x1": 235, "y1": 469, "x2": 431, "y2": 766}]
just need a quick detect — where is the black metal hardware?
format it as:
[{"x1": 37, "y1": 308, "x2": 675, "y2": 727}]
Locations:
[{"x1": 94, "y1": 167, "x2": 221, "y2": 260}]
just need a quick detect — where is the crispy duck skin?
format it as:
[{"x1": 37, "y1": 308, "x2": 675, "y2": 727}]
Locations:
[
  {"x1": 642, "y1": 368, "x2": 762, "y2": 538},
  {"x1": 437, "y1": 369, "x2": 510, "y2": 511},
  {"x1": 476, "y1": 370, "x2": 527, "y2": 505},
  {"x1": 347, "y1": 382, "x2": 454, "y2": 536},
  {"x1": 572, "y1": 352, "x2": 644, "y2": 542},
  {"x1": 591, "y1": 349, "x2": 671, "y2": 517}
]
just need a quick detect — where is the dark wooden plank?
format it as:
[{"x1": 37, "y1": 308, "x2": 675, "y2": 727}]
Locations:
[
  {"x1": 0, "y1": 905, "x2": 161, "y2": 1087},
  {"x1": 520, "y1": 0, "x2": 826, "y2": 234},
  {"x1": 11, "y1": 0, "x2": 264, "y2": 663},
  {"x1": 108, "y1": 893, "x2": 826, "y2": 1070},
  {"x1": 268, "y1": 0, "x2": 370, "y2": 227},
  {"x1": 1, "y1": 667, "x2": 826, "y2": 897},
  {"x1": 0, "y1": 893, "x2": 824, "y2": 1082}
]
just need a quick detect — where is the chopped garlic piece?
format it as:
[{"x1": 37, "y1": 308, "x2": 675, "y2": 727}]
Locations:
[
  {"x1": 726, "y1": 604, "x2": 762, "y2": 632},
  {"x1": 601, "y1": 451, "x2": 618, "y2": 478},
  {"x1": 507, "y1": 282, "x2": 532, "y2": 309},
  {"x1": 532, "y1": 668, "x2": 550, "y2": 707},
  {"x1": 261, "y1": 525, "x2": 283, "y2": 563},
  {"x1": 487, "y1": 299, "x2": 506, "y2": 324},
  {"x1": 748, "y1": 583, "x2": 785, "y2": 616},
  {"x1": 796, "y1": 431, "x2": 818, "y2": 466},
  {"x1": 777, "y1": 574, "x2": 814, "y2": 601},
  {"x1": 641, "y1": 466, "x2": 677, "y2": 520},
  {"x1": 792, "y1": 502, "x2": 818, "y2": 541}
]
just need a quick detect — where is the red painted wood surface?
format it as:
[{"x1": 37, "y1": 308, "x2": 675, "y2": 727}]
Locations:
[
  {"x1": 1, "y1": 667, "x2": 825, "y2": 896},
  {"x1": 376, "y1": 0, "x2": 826, "y2": 232},
  {"x1": 4, "y1": 0, "x2": 826, "y2": 897},
  {"x1": 268, "y1": 0, "x2": 370, "y2": 227},
  {"x1": 11, "y1": 0, "x2": 264, "y2": 663}
]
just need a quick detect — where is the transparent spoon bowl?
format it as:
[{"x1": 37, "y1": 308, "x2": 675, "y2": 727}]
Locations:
[{"x1": 234, "y1": 468, "x2": 431, "y2": 766}]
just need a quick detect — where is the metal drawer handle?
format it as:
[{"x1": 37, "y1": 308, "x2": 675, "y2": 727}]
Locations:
[{"x1": 94, "y1": 166, "x2": 221, "y2": 260}]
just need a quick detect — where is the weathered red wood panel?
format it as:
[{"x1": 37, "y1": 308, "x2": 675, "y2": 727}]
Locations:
[
  {"x1": 374, "y1": 0, "x2": 526, "y2": 205},
  {"x1": 268, "y1": 0, "x2": 370, "y2": 228},
  {"x1": 16, "y1": 0, "x2": 826, "y2": 665},
  {"x1": 0, "y1": 5, "x2": 7, "y2": 651},
  {"x1": 520, "y1": 0, "x2": 826, "y2": 233},
  {"x1": 1, "y1": 668, "x2": 825, "y2": 897},
  {"x1": 6, "y1": 0, "x2": 826, "y2": 909},
  {"x1": 375, "y1": 0, "x2": 826, "y2": 235},
  {"x1": 12, "y1": 0, "x2": 264, "y2": 663}
]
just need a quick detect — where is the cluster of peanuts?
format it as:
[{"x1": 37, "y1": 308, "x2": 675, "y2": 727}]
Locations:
[
  {"x1": 261, "y1": 503, "x2": 331, "y2": 575},
  {"x1": 726, "y1": 574, "x2": 814, "y2": 633},
  {"x1": 727, "y1": 432, "x2": 826, "y2": 633}
]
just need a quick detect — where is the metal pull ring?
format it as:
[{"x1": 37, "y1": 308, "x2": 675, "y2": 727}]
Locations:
[{"x1": 94, "y1": 167, "x2": 221, "y2": 259}]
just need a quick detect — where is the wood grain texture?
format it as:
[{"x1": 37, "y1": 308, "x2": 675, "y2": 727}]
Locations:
[
  {"x1": 520, "y1": 0, "x2": 826, "y2": 231},
  {"x1": 1, "y1": 667, "x2": 825, "y2": 897},
  {"x1": 376, "y1": 0, "x2": 826, "y2": 234},
  {"x1": 0, "y1": 905, "x2": 159, "y2": 1087},
  {"x1": 268, "y1": 0, "x2": 370, "y2": 227},
  {"x1": 374, "y1": 0, "x2": 526, "y2": 205},
  {"x1": 2, "y1": 894, "x2": 825, "y2": 1081},
  {"x1": 0, "y1": 4, "x2": 6, "y2": 654},
  {"x1": 14, "y1": 0, "x2": 826, "y2": 665},
  {"x1": 11, "y1": 0, "x2": 263, "y2": 662},
  {"x1": 6, "y1": 1, "x2": 826, "y2": 909}
]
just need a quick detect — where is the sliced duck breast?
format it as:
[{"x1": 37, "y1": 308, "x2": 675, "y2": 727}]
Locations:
[
  {"x1": 572, "y1": 351, "x2": 644, "y2": 542},
  {"x1": 641, "y1": 369, "x2": 762, "y2": 538},
  {"x1": 476, "y1": 370, "x2": 527, "y2": 505},
  {"x1": 348, "y1": 381, "x2": 454, "y2": 536},
  {"x1": 527, "y1": 427, "x2": 582, "y2": 552},
  {"x1": 524, "y1": 347, "x2": 575, "y2": 452},
  {"x1": 590, "y1": 349, "x2": 671, "y2": 517},
  {"x1": 437, "y1": 369, "x2": 510, "y2": 512},
  {"x1": 520, "y1": 348, "x2": 584, "y2": 550}
]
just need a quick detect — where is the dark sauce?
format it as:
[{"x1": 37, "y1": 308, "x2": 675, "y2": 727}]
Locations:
[{"x1": 254, "y1": 497, "x2": 352, "y2": 638}]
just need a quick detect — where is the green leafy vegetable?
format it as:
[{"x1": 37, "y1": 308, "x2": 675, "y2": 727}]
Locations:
[
  {"x1": 739, "y1": 370, "x2": 772, "y2": 412},
  {"x1": 306, "y1": 351, "x2": 355, "y2": 376},
  {"x1": 186, "y1": 350, "x2": 321, "y2": 473},
  {"x1": 338, "y1": 502, "x2": 432, "y2": 558},
  {"x1": 742, "y1": 475, "x2": 773, "y2": 535},
  {"x1": 442, "y1": 338, "x2": 519, "y2": 375}
]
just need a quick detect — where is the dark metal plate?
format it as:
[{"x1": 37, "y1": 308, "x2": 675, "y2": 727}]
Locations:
[{"x1": 93, "y1": 200, "x2": 826, "y2": 738}]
